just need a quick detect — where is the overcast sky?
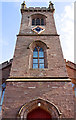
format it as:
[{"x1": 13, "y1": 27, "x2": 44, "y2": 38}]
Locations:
[{"x1": 0, "y1": 0, "x2": 75, "y2": 64}]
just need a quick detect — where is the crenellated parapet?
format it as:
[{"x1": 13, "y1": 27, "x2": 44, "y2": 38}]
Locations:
[
  {"x1": 21, "y1": 1, "x2": 55, "y2": 13},
  {"x1": 0, "y1": 59, "x2": 13, "y2": 70}
]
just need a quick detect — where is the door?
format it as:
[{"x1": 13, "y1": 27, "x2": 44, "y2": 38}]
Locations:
[{"x1": 27, "y1": 107, "x2": 52, "y2": 119}]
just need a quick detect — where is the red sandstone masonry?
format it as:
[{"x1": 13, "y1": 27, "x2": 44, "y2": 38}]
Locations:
[
  {"x1": 2, "y1": 82, "x2": 74, "y2": 118},
  {"x1": 10, "y1": 10, "x2": 68, "y2": 78},
  {"x1": 10, "y1": 35, "x2": 68, "y2": 78},
  {"x1": 2, "y1": 3, "x2": 75, "y2": 119}
]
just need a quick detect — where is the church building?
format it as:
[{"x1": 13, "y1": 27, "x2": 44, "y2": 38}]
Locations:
[{"x1": 1, "y1": 1, "x2": 76, "y2": 119}]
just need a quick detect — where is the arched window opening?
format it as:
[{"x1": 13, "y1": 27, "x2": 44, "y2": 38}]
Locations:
[
  {"x1": 33, "y1": 47, "x2": 44, "y2": 69},
  {"x1": 41, "y1": 18, "x2": 44, "y2": 25},
  {"x1": 32, "y1": 18, "x2": 45, "y2": 26},
  {"x1": 32, "y1": 19, "x2": 35, "y2": 25},
  {"x1": 31, "y1": 14, "x2": 46, "y2": 26},
  {"x1": 36, "y1": 18, "x2": 40, "y2": 25}
]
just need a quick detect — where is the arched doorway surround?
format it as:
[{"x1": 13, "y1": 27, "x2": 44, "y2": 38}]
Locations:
[{"x1": 17, "y1": 98, "x2": 62, "y2": 119}]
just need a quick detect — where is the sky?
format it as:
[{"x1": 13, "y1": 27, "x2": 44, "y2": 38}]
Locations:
[{"x1": 0, "y1": 0, "x2": 75, "y2": 64}]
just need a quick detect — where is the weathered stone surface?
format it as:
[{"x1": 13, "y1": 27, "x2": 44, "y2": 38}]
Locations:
[
  {"x1": 1, "y1": 2, "x2": 75, "y2": 119},
  {"x1": 2, "y1": 82, "x2": 74, "y2": 118},
  {"x1": 10, "y1": 35, "x2": 68, "y2": 78}
]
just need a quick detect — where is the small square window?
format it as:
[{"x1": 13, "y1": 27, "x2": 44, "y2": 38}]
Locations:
[
  {"x1": 39, "y1": 52, "x2": 44, "y2": 57},
  {"x1": 39, "y1": 59, "x2": 44, "y2": 63},
  {"x1": 33, "y1": 59, "x2": 38, "y2": 63},
  {"x1": 33, "y1": 64, "x2": 38, "y2": 69},
  {"x1": 39, "y1": 64, "x2": 44, "y2": 69},
  {"x1": 33, "y1": 52, "x2": 38, "y2": 57}
]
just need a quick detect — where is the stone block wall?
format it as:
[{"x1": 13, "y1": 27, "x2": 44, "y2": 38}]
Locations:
[
  {"x1": 2, "y1": 81, "x2": 74, "y2": 118},
  {"x1": 10, "y1": 35, "x2": 68, "y2": 78},
  {"x1": 19, "y1": 11, "x2": 57, "y2": 35}
]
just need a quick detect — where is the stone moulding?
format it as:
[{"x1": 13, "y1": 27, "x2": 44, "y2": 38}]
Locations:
[
  {"x1": 17, "y1": 34, "x2": 60, "y2": 36},
  {"x1": 29, "y1": 13, "x2": 47, "y2": 18},
  {"x1": 6, "y1": 78, "x2": 71, "y2": 82},
  {"x1": 20, "y1": 7, "x2": 55, "y2": 13},
  {"x1": 28, "y1": 40, "x2": 49, "y2": 49},
  {"x1": 17, "y1": 98, "x2": 62, "y2": 119}
]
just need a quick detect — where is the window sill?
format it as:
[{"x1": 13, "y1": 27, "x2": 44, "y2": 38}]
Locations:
[
  {"x1": 31, "y1": 25, "x2": 45, "y2": 27},
  {"x1": 29, "y1": 68, "x2": 48, "y2": 70}
]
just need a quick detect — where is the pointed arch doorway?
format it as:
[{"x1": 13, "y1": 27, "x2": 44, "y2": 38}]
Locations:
[
  {"x1": 17, "y1": 98, "x2": 61, "y2": 119},
  {"x1": 27, "y1": 107, "x2": 52, "y2": 119}
]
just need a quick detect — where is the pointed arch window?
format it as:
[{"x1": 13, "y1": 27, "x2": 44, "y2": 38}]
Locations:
[
  {"x1": 32, "y1": 19, "x2": 35, "y2": 25},
  {"x1": 33, "y1": 47, "x2": 44, "y2": 69},
  {"x1": 41, "y1": 18, "x2": 44, "y2": 25},
  {"x1": 32, "y1": 18, "x2": 45, "y2": 26},
  {"x1": 36, "y1": 18, "x2": 40, "y2": 25}
]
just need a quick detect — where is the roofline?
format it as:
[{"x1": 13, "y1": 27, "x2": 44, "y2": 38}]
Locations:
[
  {"x1": 0, "y1": 58, "x2": 76, "y2": 71},
  {"x1": 0, "y1": 59, "x2": 13, "y2": 70}
]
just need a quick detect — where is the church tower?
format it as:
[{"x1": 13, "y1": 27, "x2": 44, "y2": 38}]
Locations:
[{"x1": 2, "y1": 1, "x2": 74, "y2": 119}]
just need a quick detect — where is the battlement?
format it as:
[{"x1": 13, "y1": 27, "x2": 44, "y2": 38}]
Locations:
[
  {"x1": 0, "y1": 59, "x2": 13, "y2": 70},
  {"x1": 66, "y1": 60, "x2": 76, "y2": 70},
  {"x1": 21, "y1": 1, "x2": 55, "y2": 13},
  {"x1": 21, "y1": 7, "x2": 55, "y2": 13}
]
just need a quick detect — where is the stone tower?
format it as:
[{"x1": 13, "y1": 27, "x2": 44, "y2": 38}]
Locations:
[{"x1": 2, "y1": 1, "x2": 74, "y2": 119}]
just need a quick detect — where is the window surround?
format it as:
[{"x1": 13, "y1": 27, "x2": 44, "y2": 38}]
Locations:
[
  {"x1": 32, "y1": 18, "x2": 45, "y2": 26},
  {"x1": 29, "y1": 13, "x2": 47, "y2": 26},
  {"x1": 28, "y1": 40, "x2": 49, "y2": 69}
]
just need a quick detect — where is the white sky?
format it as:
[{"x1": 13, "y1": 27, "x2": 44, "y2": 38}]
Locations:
[
  {"x1": 54, "y1": 3, "x2": 74, "y2": 63},
  {"x1": 0, "y1": 0, "x2": 75, "y2": 2},
  {"x1": 0, "y1": 0, "x2": 75, "y2": 64}
]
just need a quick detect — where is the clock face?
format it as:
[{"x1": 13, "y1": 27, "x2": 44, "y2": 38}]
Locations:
[{"x1": 32, "y1": 26, "x2": 45, "y2": 34}]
